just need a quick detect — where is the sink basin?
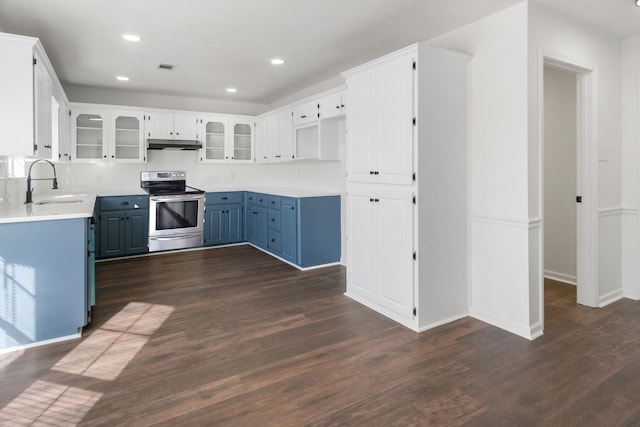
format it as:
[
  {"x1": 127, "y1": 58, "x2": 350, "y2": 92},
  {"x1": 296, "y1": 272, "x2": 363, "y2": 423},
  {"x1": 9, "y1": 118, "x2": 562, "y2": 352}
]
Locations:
[{"x1": 34, "y1": 199, "x2": 84, "y2": 205}]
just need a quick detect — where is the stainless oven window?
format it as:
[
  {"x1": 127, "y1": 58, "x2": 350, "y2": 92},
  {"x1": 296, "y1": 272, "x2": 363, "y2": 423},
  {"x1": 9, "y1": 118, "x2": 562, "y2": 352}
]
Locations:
[{"x1": 156, "y1": 200, "x2": 200, "y2": 230}]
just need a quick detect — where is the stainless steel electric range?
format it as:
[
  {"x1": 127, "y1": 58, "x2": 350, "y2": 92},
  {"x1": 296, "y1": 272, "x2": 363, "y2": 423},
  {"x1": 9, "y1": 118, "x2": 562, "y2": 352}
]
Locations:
[{"x1": 140, "y1": 171, "x2": 205, "y2": 252}]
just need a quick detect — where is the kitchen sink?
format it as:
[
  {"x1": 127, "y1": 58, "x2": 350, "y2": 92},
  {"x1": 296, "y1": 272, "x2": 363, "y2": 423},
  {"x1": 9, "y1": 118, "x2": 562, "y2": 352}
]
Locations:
[{"x1": 34, "y1": 199, "x2": 84, "y2": 205}]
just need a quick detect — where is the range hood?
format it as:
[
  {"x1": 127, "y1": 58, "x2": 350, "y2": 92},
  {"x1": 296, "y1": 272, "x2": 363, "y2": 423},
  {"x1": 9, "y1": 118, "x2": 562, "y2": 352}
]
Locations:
[{"x1": 147, "y1": 139, "x2": 203, "y2": 150}]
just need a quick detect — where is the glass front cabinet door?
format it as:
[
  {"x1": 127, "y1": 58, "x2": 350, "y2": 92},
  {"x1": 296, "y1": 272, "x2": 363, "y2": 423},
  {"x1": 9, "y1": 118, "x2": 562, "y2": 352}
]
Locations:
[
  {"x1": 112, "y1": 111, "x2": 145, "y2": 162},
  {"x1": 200, "y1": 117, "x2": 254, "y2": 163},
  {"x1": 202, "y1": 118, "x2": 227, "y2": 162},
  {"x1": 71, "y1": 109, "x2": 145, "y2": 163},
  {"x1": 231, "y1": 119, "x2": 253, "y2": 162},
  {"x1": 72, "y1": 110, "x2": 108, "y2": 161}
]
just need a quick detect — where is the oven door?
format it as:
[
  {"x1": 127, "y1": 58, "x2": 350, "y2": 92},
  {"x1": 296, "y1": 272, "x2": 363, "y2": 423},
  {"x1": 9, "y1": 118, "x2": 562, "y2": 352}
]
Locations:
[{"x1": 149, "y1": 193, "x2": 204, "y2": 239}]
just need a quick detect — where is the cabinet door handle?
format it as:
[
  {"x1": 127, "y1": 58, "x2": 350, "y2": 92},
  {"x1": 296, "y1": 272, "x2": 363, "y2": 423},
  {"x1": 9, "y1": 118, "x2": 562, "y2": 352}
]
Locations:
[
  {"x1": 259, "y1": 199, "x2": 263, "y2": 202},
  {"x1": 374, "y1": 171, "x2": 379, "y2": 175},
  {"x1": 301, "y1": 115, "x2": 307, "y2": 119},
  {"x1": 271, "y1": 239, "x2": 276, "y2": 242},
  {"x1": 375, "y1": 199, "x2": 380, "y2": 202},
  {"x1": 336, "y1": 105, "x2": 340, "y2": 109},
  {"x1": 290, "y1": 207, "x2": 295, "y2": 210},
  {"x1": 271, "y1": 218, "x2": 275, "y2": 222},
  {"x1": 121, "y1": 202, "x2": 129, "y2": 206},
  {"x1": 222, "y1": 197, "x2": 228, "y2": 200},
  {"x1": 369, "y1": 171, "x2": 374, "y2": 175}
]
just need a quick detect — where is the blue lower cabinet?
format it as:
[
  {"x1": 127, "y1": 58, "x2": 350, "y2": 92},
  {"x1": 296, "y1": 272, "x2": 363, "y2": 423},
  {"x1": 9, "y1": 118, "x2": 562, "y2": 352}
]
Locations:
[
  {"x1": 124, "y1": 209, "x2": 149, "y2": 255},
  {"x1": 226, "y1": 203, "x2": 244, "y2": 243},
  {"x1": 96, "y1": 195, "x2": 149, "y2": 259},
  {"x1": 248, "y1": 207, "x2": 268, "y2": 249},
  {"x1": 0, "y1": 218, "x2": 89, "y2": 350},
  {"x1": 204, "y1": 202, "x2": 244, "y2": 246},
  {"x1": 267, "y1": 229, "x2": 282, "y2": 253},
  {"x1": 280, "y1": 198, "x2": 298, "y2": 264},
  {"x1": 297, "y1": 196, "x2": 341, "y2": 267},
  {"x1": 204, "y1": 192, "x2": 244, "y2": 246},
  {"x1": 246, "y1": 194, "x2": 340, "y2": 268}
]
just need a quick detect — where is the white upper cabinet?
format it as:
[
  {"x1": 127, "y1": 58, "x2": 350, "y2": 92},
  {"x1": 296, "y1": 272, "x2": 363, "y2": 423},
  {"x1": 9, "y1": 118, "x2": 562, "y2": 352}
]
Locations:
[
  {"x1": 145, "y1": 113, "x2": 200, "y2": 140},
  {"x1": 201, "y1": 117, "x2": 227, "y2": 161},
  {"x1": 71, "y1": 109, "x2": 108, "y2": 161},
  {"x1": 112, "y1": 111, "x2": 145, "y2": 162},
  {"x1": 231, "y1": 119, "x2": 254, "y2": 162},
  {"x1": 0, "y1": 33, "x2": 65, "y2": 159},
  {"x1": 200, "y1": 116, "x2": 254, "y2": 163},
  {"x1": 343, "y1": 50, "x2": 415, "y2": 185},
  {"x1": 33, "y1": 52, "x2": 53, "y2": 160},
  {"x1": 256, "y1": 109, "x2": 294, "y2": 162},
  {"x1": 292, "y1": 101, "x2": 319, "y2": 128},
  {"x1": 318, "y1": 92, "x2": 345, "y2": 120},
  {"x1": 71, "y1": 107, "x2": 145, "y2": 163}
]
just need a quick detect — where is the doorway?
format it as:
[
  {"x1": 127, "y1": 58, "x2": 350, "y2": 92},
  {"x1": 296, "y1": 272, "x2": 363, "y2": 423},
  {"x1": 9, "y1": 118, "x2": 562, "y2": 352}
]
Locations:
[
  {"x1": 543, "y1": 65, "x2": 578, "y2": 288},
  {"x1": 539, "y1": 53, "x2": 599, "y2": 332}
]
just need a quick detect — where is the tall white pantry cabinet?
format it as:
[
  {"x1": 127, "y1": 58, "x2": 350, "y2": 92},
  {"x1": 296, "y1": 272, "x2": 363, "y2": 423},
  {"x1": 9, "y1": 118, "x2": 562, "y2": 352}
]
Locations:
[{"x1": 342, "y1": 43, "x2": 470, "y2": 332}]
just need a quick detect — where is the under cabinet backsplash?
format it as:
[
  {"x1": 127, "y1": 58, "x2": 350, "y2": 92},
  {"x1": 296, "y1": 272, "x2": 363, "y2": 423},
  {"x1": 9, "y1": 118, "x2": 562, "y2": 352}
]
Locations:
[{"x1": 19, "y1": 150, "x2": 342, "y2": 199}]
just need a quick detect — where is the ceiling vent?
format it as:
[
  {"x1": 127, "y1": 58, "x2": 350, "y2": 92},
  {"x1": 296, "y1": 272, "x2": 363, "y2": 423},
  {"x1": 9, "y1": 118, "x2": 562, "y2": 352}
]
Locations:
[{"x1": 158, "y1": 64, "x2": 175, "y2": 71}]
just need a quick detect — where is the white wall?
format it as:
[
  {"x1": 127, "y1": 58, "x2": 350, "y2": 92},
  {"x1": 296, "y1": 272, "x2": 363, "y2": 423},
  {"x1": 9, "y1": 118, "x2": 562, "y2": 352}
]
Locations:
[
  {"x1": 528, "y1": 2, "x2": 623, "y2": 312},
  {"x1": 427, "y1": 3, "x2": 534, "y2": 338},
  {"x1": 543, "y1": 65, "x2": 577, "y2": 284},
  {"x1": 622, "y1": 35, "x2": 640, "y2": 300}
]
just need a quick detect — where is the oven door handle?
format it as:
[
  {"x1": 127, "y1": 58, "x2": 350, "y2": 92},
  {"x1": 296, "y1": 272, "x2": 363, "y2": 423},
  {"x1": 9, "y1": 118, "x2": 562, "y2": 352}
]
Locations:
[
  {"x1": 150, "y1": 194, "x2": 204, "y2": 202},
  {"x1": 149, "y1": 233, "x2": 202, "y2": 241}
]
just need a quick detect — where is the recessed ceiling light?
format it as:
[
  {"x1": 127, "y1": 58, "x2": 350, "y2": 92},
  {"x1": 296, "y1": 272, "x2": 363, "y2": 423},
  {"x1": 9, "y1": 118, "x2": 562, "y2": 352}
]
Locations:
[
  {"x1": 122, "y1": 34, "x2": 141, "y2": 42},
  {"x1": 637, "y1": 0, "x2": 640, "y2": 6},
  {"x1": 116, "y1": 76, "x2": 130, "y2": 81},
  {"x1": 270, "y1": 58, "x2": 285, "y2": 65},
  {"x1": 226, "y1": 88, "x2": 237, "y2": 93}
]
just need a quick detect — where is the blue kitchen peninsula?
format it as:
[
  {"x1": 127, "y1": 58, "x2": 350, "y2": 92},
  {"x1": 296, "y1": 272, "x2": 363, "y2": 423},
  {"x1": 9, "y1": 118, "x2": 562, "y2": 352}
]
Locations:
[{"x1": 0, "y1": 194, "x2": 96, "y2": 351}]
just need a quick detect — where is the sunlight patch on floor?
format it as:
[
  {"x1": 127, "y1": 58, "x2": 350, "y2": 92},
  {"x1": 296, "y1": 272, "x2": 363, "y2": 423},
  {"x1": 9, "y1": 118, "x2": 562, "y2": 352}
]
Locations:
[
  {"x1": 0, "y1": 380, "x2": 101, "y2": 425},
  {"x1": 51, "y1": 302, "x2": 174, "y2": 381}
]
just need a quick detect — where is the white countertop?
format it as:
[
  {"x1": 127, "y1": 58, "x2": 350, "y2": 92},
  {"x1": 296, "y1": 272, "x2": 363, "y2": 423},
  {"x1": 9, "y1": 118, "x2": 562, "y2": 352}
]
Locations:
[
  {"x1": 203, "y1": 187, "x2": 341, "y2": 198},
  {"x1": 0, "y1": 193, "x2": 97, "y2": 224},
  {"x1": 0, "y1": 187, "x2": 340, "y2": 224}
]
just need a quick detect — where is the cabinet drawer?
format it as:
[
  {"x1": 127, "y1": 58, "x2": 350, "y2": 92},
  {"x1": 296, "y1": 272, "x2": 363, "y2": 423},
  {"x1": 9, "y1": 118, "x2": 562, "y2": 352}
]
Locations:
[
  {"x1": 247, "y1": 192, "x2": 267, "y2": 206},
  {"x1": 100, "y1": 195, "x2": 148, "y2": 211},
  {"x1": 268, "y1": 209, "x2": 281, "y2": 230},
  {"x1": 206, "y1": 192, "x2": 243, "y2": 205},
  {"x1": 267, "y1": 196, "x2": 281, "y2": 210},
  {"x1": 267, "y1": 229, "x2": 282, "y2": 253}
]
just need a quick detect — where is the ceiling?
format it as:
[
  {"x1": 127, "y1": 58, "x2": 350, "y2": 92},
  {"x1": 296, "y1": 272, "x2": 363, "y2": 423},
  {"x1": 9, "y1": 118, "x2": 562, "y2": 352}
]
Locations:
[{"x1": 0, "y1": 0, "x2": 638, "y2": 107}]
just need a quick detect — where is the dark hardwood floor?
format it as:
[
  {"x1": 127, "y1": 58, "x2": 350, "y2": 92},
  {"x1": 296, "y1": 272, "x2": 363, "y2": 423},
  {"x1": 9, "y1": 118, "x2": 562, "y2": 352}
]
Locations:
[{"x1": 2, "y1": 245, "x2": 640, "y2": 426}]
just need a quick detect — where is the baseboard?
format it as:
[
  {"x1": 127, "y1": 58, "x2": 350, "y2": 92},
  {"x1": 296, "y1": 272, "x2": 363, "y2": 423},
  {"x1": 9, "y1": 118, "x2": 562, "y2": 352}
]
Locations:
[
  {"x1": 623, "y1": 289, "x2": 640, "y2": 301},
  {"x1": 544, "y1": 270, "x2": 577, "y2": 285},
  {"x1": 344, "y1": 291, "x2": 417, "y2": 331},
  {"x1": 469, "y1": 307, "x2": 537, "y2": 340},
  {"x1": 248, "y1": 244, "x2": 340, "y2": 271},
  {"x1": 599, "y1": 289, "x2": 625, "y2": 307},
  {"x1": 0, "y1": 333, "x2": 82, "y2": 355},
  {"x1": 418, "y1": 312, "x2": 469, "y2": 332}
]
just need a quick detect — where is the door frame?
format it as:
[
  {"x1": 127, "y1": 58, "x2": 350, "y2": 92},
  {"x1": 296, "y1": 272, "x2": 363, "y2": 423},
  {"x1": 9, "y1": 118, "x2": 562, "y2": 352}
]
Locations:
[{"x1": 538, "y1": 50, "x2": 599, "y2": 318}]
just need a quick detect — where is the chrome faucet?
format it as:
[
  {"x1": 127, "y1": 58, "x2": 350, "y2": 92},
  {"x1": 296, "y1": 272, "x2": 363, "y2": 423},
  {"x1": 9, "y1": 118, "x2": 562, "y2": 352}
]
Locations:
[{"x1": 25, "y1": 159, "x2": 58, "y2": 204}]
